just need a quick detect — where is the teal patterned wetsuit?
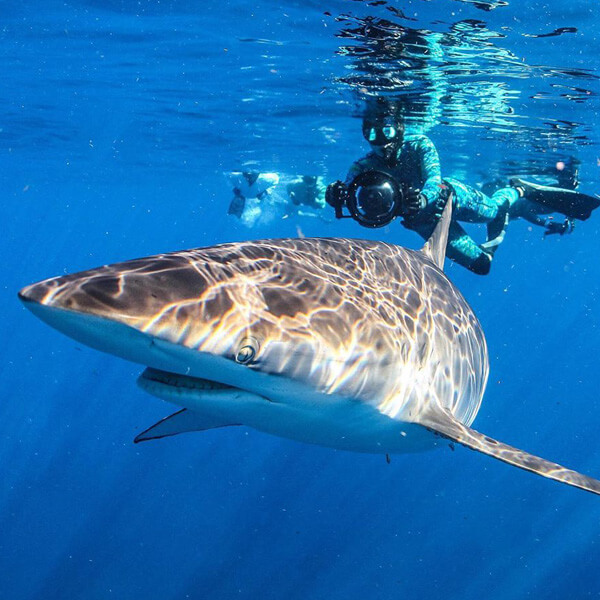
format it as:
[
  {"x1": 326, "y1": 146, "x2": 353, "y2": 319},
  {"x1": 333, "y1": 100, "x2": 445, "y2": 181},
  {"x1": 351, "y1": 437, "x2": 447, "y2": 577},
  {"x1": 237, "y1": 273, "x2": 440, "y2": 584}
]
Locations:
[{"x1": 346, "y1": 134, "x2": 518, "y2": 274}]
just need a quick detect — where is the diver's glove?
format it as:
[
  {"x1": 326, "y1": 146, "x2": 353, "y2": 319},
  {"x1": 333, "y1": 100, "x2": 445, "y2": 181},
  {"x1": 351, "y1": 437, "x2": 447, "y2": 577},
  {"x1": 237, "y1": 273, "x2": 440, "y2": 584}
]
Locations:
[
  {"x1": 401, "y1": 189, "x2": 426, "y2": 218},
  {"x1": 325, "y1": 180, "x2": 348, "y2": 212},
  {"x1": 544, "y1": 217, "x2": 575, "y2": 236}
]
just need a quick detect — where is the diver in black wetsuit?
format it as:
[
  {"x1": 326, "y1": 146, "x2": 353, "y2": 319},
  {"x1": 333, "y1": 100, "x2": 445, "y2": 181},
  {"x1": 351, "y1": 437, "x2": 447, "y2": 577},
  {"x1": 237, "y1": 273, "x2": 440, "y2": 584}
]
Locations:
[{"x1": 508, "y1": 168, "x2": 584, "y2": 236}]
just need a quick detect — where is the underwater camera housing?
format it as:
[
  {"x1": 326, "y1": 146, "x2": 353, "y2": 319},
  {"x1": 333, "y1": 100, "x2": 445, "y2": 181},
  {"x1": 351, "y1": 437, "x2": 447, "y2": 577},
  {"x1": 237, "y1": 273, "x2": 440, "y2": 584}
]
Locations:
[{"x1": 334, "y1": 170, "x2": 405, "y2": 228}]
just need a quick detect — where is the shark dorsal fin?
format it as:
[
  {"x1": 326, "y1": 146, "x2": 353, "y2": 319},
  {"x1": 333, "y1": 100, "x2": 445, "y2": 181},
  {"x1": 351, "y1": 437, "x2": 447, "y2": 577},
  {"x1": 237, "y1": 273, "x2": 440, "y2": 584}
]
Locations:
[
  {"x1": 421, "y1": 196, "x2": 452, "y2": 270},
  {"x1": 417, "y1": 407, "x2": 600, "y2": 496}
]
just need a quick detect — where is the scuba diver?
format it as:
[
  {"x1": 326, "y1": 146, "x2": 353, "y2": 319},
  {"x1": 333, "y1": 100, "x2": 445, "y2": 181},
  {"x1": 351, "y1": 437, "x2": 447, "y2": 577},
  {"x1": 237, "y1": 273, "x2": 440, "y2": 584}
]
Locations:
[
  {"x1": 326, "y1": 101, "x2": 599, "y2": 275},
  {"x1": 227, "y1": 171, "x2": 281, "y2": 228},
  {"x1": 227, "y1": 171, "x2": 328, "y2": 227},
  {"x1": 286, "y1": 175, "x2": 327, "y2": 212}
]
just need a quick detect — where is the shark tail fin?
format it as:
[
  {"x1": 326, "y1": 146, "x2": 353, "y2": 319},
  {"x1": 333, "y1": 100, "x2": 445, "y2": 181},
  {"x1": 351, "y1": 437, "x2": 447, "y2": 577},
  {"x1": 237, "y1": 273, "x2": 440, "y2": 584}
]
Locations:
[
  {"x1": 134, "y1": 408, "x2": 240, "y2": 443},
  {"x1": 421, "y1": 194, "x2": 452, "y2": 270},
  {"x1": 418, "y1": 407, "x2": 600, "y2": 496}
]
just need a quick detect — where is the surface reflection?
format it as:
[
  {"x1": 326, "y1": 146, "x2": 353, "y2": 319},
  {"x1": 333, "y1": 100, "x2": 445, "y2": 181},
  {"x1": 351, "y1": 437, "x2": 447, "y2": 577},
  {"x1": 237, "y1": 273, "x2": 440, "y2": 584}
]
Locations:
[{"x1": 330, "y1": 0, "x2": 598, "y2": 180}]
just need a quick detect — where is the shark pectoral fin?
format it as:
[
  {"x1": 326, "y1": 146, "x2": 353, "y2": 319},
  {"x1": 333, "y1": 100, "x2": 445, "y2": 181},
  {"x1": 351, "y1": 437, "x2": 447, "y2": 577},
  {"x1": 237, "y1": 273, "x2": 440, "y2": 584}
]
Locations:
[
  {"x1": 420, "y1": 195, "x2": 452, "y2": 270},
  {"x1": 417, "y1": 408, "x2": 600, "y2": 496},
  {"x1": 134, "y1": 409, "x2": 240, "y2": 443}
]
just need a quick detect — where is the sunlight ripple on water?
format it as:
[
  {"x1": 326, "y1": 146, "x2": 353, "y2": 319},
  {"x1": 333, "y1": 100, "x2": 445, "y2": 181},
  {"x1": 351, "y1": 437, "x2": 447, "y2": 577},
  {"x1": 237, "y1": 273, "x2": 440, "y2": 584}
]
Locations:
[{"x1": 331, "y1": 0, "x2": 599, "y2": 179}]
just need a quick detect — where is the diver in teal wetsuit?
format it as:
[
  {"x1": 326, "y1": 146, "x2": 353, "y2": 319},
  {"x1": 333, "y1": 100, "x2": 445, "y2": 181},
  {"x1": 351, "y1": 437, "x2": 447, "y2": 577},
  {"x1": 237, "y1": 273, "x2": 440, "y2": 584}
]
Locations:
[
  {"x1": 327, "y1": 111, "x2": 515, "y2": 274},
  {"x1": 326, "y1": 106, "x2": 597, "y2": 275}
]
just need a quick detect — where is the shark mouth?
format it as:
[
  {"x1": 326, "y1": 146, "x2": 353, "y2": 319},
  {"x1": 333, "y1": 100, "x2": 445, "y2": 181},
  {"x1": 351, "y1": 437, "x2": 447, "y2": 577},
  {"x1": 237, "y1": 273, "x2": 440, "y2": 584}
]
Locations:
[
  {"x1": 138, "y1": 367, "x2": 233, "y2": 395},
  {"x1": 136, "y1": 366, "x2": 270, "y2": 411},
  {"x1": 134, "y1": 367, "x2": 273, "y2": 444}
]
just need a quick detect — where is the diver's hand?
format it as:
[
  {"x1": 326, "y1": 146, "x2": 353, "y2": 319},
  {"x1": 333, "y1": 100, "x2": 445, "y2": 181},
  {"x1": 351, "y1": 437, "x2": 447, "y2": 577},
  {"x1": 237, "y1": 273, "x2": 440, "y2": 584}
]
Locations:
[
  {"x1": 544, "y1": 217, "x2": 574, "y2": 236},
  {"x1": 402, "y1": 189, "x2": 426, "y2": 217},
  {"x1": 325, "y1": 180, "x2": 348, "y2": 209}
]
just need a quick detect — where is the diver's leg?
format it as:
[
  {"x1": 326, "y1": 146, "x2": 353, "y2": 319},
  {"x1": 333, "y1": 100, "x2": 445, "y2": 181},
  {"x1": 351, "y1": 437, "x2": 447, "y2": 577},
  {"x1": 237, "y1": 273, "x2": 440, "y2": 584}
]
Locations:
[
  {"x1": 447, "y1": 178, "x2": 514, "y2": 249},
  {"x1": 409, "y1": 220, "x2": 493, "y2": 275},
  {"x1": 445, "y1": 222, "x2": 493, "y2": 275},
  {"x1": 484, "y1": 186, "x2": 519, "y2": 246},
  {"x1": 491, "y1": 186, "x2": 520, "y2": 208},
  {"x1": 446, "y1": 178, "x2": 500, "y2": 223}
]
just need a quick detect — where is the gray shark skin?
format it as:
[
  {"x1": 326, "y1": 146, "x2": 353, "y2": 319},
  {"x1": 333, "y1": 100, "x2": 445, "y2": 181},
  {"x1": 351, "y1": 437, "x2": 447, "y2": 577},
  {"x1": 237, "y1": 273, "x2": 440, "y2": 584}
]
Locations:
[{"x1": 18, "y1": 201, "x2": 600, "y2": 495}]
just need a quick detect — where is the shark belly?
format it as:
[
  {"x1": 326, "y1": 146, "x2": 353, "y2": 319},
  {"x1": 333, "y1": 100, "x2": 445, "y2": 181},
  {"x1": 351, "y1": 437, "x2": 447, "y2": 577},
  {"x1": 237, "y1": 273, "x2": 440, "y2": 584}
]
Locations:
[{"x1": 226, "y1": 404, "x2": 436, "y2": 454}]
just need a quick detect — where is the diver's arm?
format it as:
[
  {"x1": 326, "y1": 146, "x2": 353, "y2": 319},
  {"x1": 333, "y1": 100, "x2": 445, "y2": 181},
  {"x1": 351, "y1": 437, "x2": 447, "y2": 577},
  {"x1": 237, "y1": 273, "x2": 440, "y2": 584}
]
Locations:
[
  {"x1": 515, "y1": 200, "x2": 552, "y2": 228},
  {"x1": 344, "y1": 156, "x2": 371, "y2": 185},
  {"x1": 325, "y1": 157, "x2": 370, "y2": 211},
  {"x1": 325, "y1": 160, "x2": 365, "y2": 213},
  {"x1": 516, "y1": 208, "x2": 574, "y2": 235},
  {"x1": 519, "y1": 212, "x2": 547, "y2": 228},
  {"x1": 414, "y1": 136, "x2": 443, "y2": 206}
]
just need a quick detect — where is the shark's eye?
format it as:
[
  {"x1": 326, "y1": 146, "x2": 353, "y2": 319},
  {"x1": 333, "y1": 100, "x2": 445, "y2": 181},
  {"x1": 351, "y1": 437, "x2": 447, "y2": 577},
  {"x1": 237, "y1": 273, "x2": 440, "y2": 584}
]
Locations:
[{"x1": 235, "y1": 337, "x2": 260, "y2": 364}]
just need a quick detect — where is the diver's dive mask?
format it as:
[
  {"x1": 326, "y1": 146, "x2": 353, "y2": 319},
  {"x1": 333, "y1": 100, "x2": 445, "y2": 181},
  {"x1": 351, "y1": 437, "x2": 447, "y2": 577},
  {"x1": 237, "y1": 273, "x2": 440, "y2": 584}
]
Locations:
[
  {"x1": 362, "y1": 118, "x2": 404, "y2": 162},
  {"x1": 332, "y1": 170, "x2": 405, "y2": 228},
  {"x1": 363, "y1": 123, "x2": 400, "y2": 146}
]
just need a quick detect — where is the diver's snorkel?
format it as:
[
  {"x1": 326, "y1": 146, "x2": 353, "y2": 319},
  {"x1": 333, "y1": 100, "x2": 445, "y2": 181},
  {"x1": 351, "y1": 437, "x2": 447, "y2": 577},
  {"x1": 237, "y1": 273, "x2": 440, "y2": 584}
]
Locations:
[{"x1": 326, "y1": 170, "x2": 407, "y2": 228}]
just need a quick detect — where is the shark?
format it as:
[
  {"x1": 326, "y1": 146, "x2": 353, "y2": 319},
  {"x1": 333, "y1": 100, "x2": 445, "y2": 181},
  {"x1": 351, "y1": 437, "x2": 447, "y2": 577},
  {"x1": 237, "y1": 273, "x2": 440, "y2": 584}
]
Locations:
[{"x1": 18, "y1": 200, "x2": 600, "y2": 495}]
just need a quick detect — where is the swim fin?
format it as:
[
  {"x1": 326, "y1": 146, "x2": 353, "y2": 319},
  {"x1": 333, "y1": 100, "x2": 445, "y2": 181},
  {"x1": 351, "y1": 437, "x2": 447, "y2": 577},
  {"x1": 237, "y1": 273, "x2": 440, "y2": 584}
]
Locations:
[
  {"x1": 228, "y1": 191, "x2": 246, "y2": 217},
  {"x1": 510, "y1": 177, "x2": 600, "y2": 221}
]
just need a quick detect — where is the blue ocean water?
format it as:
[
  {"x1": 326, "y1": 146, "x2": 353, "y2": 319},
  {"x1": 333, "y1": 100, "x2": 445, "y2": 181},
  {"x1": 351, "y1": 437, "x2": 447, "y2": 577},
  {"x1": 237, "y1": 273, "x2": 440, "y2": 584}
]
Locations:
[{"x1": 2, "y1": 1, "x2": 600, "y2": 598}]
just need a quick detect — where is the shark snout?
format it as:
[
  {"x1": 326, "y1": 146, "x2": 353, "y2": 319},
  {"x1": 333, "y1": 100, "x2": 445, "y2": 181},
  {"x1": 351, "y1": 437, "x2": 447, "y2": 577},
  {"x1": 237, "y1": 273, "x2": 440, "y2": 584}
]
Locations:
[
  {"x1": 18, "y1": 272, "x2": 131, "y2": 316},
  {"x1": 18, "y1": 257, "x2": 215, "y2": 321},
  {"x1": 18, "y1": 253, "x2": 244, "y2": 355},
  {"x1": 18, "y1": 279, "x2": 59, "y2": 306}
]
